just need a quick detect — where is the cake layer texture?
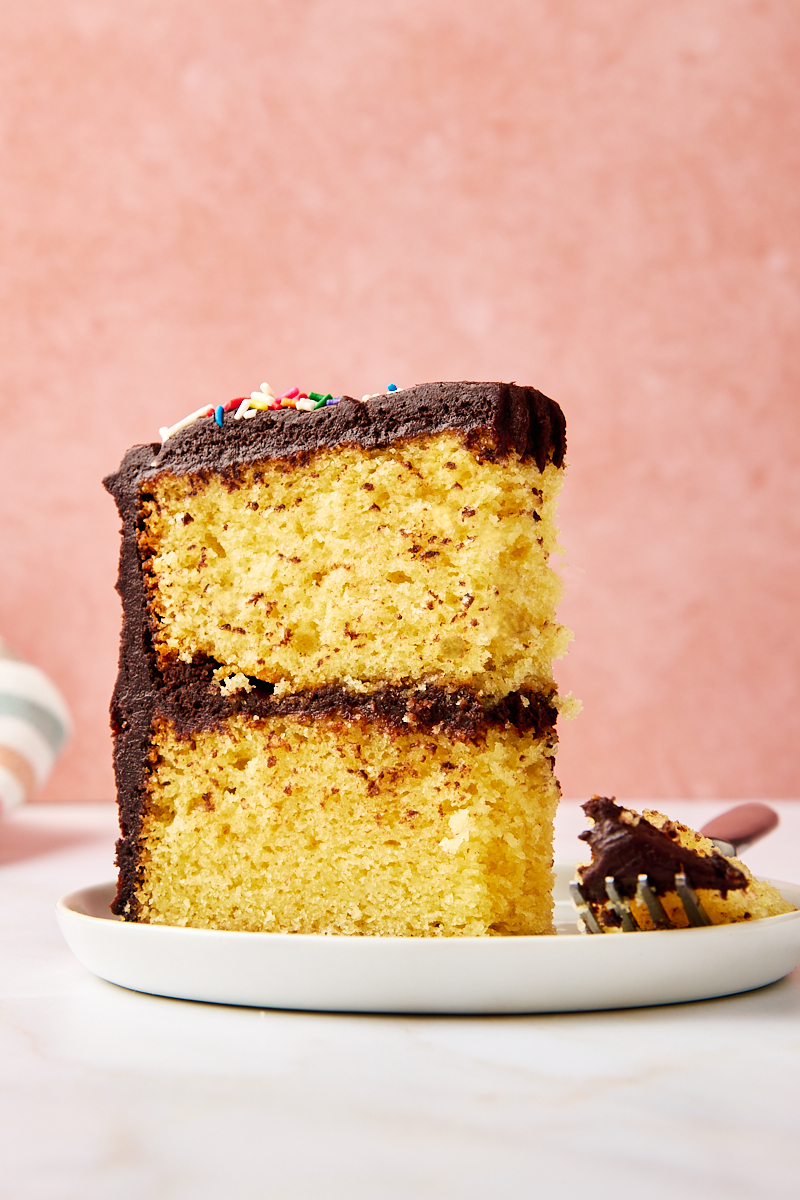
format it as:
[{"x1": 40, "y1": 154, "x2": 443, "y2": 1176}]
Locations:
[
  {"x1": 137, "y1": 436, "x2": 566, "y2": 698},
  {"x1": 131, "y1": 699, "x2": 559, "y2": 936},
  {"x1": 109, "y1": 655, "x2": 559, "y2": 926}
]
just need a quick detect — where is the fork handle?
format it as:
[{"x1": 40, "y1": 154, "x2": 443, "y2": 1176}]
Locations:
[{"x1": 699, "y1": 802, "x2": 779, "y2": 856}]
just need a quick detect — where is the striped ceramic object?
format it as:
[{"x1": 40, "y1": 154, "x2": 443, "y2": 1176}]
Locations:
[{"x1": 0, "y1": 639, "x2": 71, "y2": 813}]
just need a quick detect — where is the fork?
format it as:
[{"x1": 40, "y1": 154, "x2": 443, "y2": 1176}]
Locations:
[{"x1": 569, "y1": 802, "x2": 779, "y2": 934}]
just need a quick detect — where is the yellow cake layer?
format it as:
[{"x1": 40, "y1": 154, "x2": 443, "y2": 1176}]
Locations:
[
  {"x1": 138, "y1": 433, "x2": 568, "y2": 699},
  {"x1": 133, "y1": 711, "x2": 560, "y2": 936}
]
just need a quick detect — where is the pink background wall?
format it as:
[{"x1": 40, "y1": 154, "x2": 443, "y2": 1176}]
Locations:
[{"x1": 1, "y1": 1, "x2": 798, "y2": 803}]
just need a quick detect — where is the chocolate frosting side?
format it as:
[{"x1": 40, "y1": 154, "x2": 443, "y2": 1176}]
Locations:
[
  {"x1": 577, "y1": 797, "x2": 748, "y2": 901},
  {"x1": 103, "y1": 382, "x2": 565, "y2": 920},
  {"x1": 106, "y1": 442, "x2": 161, "y2": 918}
]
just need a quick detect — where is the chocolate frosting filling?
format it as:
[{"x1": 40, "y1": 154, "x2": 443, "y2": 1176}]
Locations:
[
  {"x1": 103, "y1": 381, "x2": 565, "y2": 919},
  {"x1": 578, "y1": 797, "x2": 748, "y2": 901},
  {"x1": 151, "y1": 656, "x2": 558, "y2": 741}
]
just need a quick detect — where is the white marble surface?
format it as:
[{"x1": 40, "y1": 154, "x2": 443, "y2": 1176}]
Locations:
[{"x1": 2, "y1": 800, "x2": 799, "y2": 1200}]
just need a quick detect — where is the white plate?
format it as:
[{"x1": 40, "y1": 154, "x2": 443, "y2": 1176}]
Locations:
[{"x1": 56, "y1": 863, "x2": 800, "y2": 1014}]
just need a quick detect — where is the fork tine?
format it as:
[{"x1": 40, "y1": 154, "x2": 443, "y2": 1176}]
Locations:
[
  {"x1": 635, "y1": 874, "x2": 672, "y2": 929},
  {"x1": 674, "y1": 871, "x2": 712, "y2": 927},
  {"x1": 571, "y1": 872, "x2": 713, "y2": 935},
  {"x1": 604, "y1": 876, "x2": 639, "y2": 931},
  {"x1": 569, "y1": 881, "x2": 603, "y2": 934}
]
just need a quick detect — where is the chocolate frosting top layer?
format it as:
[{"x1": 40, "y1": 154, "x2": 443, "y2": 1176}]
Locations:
[
  {"x1": 104, "y1": 381, "x2": 565, "y2": 491},
  {"x1": 577, "y1": 797, "x2": 748, "y2": 900}
]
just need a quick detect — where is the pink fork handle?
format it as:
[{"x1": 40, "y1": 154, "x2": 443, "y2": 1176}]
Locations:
[{"x1": 699, "y1": 802, "x2": 779, "y2": 854}]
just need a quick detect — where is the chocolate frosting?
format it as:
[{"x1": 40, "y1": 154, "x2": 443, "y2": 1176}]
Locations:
[
  {"x1": 578, "y1": 797, "x2": 748, "y2": 901},
  {"x1": 103, "y1": 381, "x2": 565, "y2": 919},
  {"x1": 152, "y1": 656, "x2": 558, "y2": 741},
  {"x1": 128, "y1": 381, "x2": 567, "y2": 479}
]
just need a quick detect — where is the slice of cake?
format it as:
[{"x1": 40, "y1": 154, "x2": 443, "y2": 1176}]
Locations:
[
  {"x1": 104, "y1": 381, "x2": 570, "y2": 936},
  {"x1": 576, "y1": 796, "x2": 795, "y2": 931}
]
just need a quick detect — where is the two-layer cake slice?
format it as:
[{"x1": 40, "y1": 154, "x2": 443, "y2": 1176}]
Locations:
[{"x1": 104, "y1": 381, "x2": 569, "y2": 935}]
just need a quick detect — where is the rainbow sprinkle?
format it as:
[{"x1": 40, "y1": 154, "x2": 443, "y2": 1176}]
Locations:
[{"x1": 156, "y1": 382, "x2": 396, "y2": 446}]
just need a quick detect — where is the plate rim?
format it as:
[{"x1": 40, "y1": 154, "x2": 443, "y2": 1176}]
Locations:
[{"x1": 55, "y1": 865, "x2": 800, "y2": 1013}]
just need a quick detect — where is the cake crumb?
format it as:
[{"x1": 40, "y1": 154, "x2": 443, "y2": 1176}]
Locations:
[
  {"x1": 439, "y1": 809, "x2": 471, "y2": 854},
  {"x1": 213, "y1": 668, "x2": 253, "y2": 696},
  {"x1": 555, "y1": 691, "x2": 582, "y2": 720}
]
